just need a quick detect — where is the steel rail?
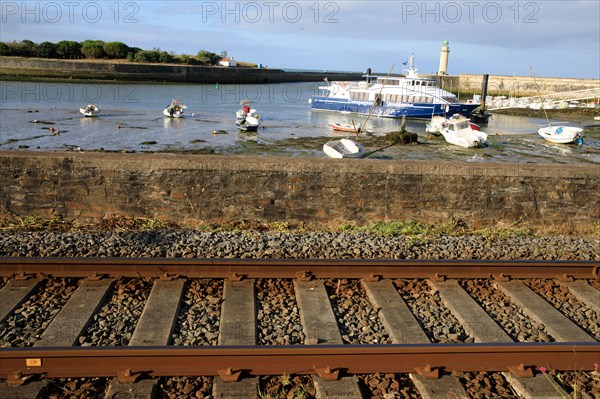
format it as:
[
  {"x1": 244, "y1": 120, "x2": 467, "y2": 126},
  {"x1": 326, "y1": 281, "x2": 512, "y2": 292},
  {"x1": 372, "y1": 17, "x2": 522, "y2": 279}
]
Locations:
[
  {"x1": 1, "y1": 258, "x2": 598, "y2": 279},
  {"x1": 1, "y1": 343, "x2": 598, "y2": 380}
]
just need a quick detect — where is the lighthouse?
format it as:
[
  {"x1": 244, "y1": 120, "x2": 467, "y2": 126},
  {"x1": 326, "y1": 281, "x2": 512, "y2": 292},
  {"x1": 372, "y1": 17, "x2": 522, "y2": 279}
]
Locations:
[{"x1": 438, "y1": 39, "x2": 449, "y2": 75}]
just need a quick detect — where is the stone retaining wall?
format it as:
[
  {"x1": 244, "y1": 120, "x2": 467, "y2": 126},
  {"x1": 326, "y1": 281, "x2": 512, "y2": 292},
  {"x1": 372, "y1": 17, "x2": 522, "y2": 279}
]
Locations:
[
  {"x1": 0, "y1": 151, "x2": 598, "y2": 230},
  {"x1": 0, "y1": 57, "x2": 362, "y2": 83}
]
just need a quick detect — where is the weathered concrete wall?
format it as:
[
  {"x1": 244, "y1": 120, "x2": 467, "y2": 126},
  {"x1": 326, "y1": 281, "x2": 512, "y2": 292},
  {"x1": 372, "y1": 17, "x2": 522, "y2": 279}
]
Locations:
[
  {"x1": 422, "y1": 75, "x2": 461, "y2": 95},
  {"x1": 459, "y1": 74, "x2": 600, "y2": 97},
  {"x1": 397, "y1": 73, "x2": 599, "y2": 98},
  {"x1": 0, "y1": 57, "x2": 363, "y2": 83},
  {"x1": 1, "y1": 152, "x2": 598, "y2": 231}
]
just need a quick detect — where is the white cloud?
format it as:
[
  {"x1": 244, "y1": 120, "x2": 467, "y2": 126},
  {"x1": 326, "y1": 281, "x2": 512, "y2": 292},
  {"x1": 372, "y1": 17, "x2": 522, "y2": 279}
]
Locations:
[{"x1": 1, "y1": 0, "x2": 598, "y2": 77}]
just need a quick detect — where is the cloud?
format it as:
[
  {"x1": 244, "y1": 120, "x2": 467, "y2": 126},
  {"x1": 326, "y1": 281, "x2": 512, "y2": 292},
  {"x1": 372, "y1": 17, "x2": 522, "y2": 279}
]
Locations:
[{"x1": 1, "y1": 0, "x2": 598, "y2": 77}]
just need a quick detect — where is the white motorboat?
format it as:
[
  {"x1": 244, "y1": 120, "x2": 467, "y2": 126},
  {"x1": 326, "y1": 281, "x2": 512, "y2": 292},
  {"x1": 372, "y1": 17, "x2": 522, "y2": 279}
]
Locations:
[
  {"x1": 236, "y1": 100, "x2": 261, "y2": 131},
  {"x1": 538, "y1": 126, "x2": 583, "y2": 144},
  {"x1": 439, "y1": 114, "x2": 487, "y2": 148},
  {"x1": 163, "y1": 99, "x2": 187, "y2": 118},
  {"x1": 323, "y1": 138, "x2": 365, "y2": 158},
  {"x1": 80, "y1": 104, "x2": 100, "y2": 117},
  {"x1": 426, "y1": 114, "x2": 480, "y2": 136}
]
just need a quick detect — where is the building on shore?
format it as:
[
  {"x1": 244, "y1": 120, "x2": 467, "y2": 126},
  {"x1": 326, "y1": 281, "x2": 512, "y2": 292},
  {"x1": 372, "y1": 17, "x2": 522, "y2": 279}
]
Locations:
[{"x1": 218, "y1": 57, "x2": 237, "y2": 67}]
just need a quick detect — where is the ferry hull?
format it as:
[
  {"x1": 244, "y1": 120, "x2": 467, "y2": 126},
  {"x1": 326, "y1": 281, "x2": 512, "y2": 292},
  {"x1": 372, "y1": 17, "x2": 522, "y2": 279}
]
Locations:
[{"x1": 310, "y1": 97, "x2": 479, "y2": 119}]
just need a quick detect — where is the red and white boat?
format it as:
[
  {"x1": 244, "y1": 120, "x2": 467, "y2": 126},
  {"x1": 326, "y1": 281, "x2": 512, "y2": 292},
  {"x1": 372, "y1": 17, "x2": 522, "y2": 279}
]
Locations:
[
  {"x1": 438, "y1": 115, "x2": 487, "y2": 148},
  {"x1": 236, "y1": 100, "x2": 261, "y2": 132},
  {"x1": 426, "y1": 114, "x2": 479, "y2": 136},
  {"x1": 330, "y1": 122, "x2": 368, "y2": 134}
]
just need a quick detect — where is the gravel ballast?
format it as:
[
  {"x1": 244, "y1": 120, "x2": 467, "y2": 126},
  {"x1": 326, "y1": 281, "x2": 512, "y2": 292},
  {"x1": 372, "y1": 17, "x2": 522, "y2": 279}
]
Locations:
[{"x1": 0, "y1": 230, "x2": 598, "y2": 260}]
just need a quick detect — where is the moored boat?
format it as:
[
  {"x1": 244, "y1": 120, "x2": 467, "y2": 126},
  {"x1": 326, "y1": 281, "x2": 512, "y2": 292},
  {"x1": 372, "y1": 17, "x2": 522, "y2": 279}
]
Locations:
[
  {"x1": 538, "y1": 126, "x2": 583, "y2": 144},
  {"x1": 236, "y1": 100, "x2": 261, "y2": 132},
  {"x1": 439, "y1": 114, "x2": 488, "y2": 148},
  {"x1": 323, "y1": 138, "x2": 365, "y2": 158},
  {"x1": 80, "y1": 104, "x2": 100, "y2": 117},
  {"x1": 330, "y1": 122, "x2": 365, "y2": 133},
  {"x1": 426, "y1": 114, "x2": 480, "y2": 136},
  {"x1": 163, "y1": 99, "x2": 187, "y2": 118},
  {"x1": 310, "y1": 54, "x2": 479, "y2": 119}
]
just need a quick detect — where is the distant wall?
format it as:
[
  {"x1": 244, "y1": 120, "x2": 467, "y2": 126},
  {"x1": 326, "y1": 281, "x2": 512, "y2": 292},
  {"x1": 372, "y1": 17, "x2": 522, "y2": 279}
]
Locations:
[
  {"x1": 0, "y1": 57, "x2": 363, "y2": 83},
  {"x1": 1, "y1": 152, "x2": 598, "y2": 231},
  {"x1": 422, "y1": 74, "x2": 600, "y2": 97},
  {"x1": 432, "y1": 75, "x2": 461, "y2": 95},
  {"x1": 458, "y1": 74, "x2": 600, "y2": 97}
]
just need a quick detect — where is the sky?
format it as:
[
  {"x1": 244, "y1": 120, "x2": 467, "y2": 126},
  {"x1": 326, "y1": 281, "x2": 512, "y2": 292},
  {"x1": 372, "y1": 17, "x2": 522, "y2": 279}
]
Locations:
[{"x1": 1, "y1": 0, "x2": 599, "y2": 78}]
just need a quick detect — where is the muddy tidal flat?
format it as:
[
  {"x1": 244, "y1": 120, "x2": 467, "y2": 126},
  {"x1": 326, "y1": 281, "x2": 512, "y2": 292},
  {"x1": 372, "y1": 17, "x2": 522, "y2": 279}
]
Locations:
[{"x1": 1, "y1": 81, "x2": 599, "y2": 164}]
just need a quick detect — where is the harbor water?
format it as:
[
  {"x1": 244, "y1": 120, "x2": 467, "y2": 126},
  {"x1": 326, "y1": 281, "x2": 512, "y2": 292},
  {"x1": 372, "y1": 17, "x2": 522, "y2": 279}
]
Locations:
[{"x1": 1, "y1": 81, "x2": 598, "y2": 164}]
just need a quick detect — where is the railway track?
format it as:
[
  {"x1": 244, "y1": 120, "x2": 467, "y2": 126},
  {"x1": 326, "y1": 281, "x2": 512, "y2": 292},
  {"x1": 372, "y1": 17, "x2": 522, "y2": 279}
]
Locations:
[{"x1": 1, "y1": 258, "x2": 599, "y2": 399}]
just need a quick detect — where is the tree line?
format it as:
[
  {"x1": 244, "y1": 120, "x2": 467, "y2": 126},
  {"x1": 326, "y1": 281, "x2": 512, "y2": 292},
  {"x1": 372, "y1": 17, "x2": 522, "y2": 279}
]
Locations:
[{"x1": 0, "y1": 40, "x2": 228, "y2": 66}]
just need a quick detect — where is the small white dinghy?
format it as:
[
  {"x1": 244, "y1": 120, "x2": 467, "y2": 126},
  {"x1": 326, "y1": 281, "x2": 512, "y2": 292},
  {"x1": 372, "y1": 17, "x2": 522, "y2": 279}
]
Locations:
[
  {"x1": 538, "y1": 126, "x2": 583, "y2": 144},
  {"x1": 80, "y1": 104, "x2": 100, "y2": 117},
  {"x1": 323, "y1": 138, "x2": 365, "y2": 159},
  {"x1": 439, "y1": 114, "x2": 487, "y2": 148}
]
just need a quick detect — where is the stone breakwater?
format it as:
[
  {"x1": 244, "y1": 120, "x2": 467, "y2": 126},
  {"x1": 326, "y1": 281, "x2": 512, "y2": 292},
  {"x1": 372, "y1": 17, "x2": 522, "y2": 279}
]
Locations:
[
  {"x1": 457, "y1": 73, "x2": 600, "y2": 97},
  {"x1": 0, "y1": 57, "x2": 363, "y2": 83},
  {"x1": 1, "y1": 230, "x2": 598, "y2": 260}
]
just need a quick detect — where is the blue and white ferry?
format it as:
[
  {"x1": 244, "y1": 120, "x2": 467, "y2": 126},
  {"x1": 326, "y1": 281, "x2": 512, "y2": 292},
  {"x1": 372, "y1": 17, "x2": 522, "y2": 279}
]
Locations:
[{"x1": 309, "y1": 56, "x2": 479, "y2": 119}]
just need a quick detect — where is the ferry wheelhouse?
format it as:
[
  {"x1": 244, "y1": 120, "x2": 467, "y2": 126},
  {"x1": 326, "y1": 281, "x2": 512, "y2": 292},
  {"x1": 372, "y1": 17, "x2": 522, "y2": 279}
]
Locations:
[{"x1": 309, "y1": 56, "x2": 479, "y2": 119}]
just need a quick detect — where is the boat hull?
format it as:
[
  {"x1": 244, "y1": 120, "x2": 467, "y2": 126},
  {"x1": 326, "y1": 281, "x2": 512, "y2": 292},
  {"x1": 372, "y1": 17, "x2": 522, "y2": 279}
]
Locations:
[
  {"x1": 440, "y1": 130, "x2": 488, "y2": 148},
  {"x1": 538, "y1": 126, "x2": 583, "y2": 144},
  {"x1": 330, "y1": 123, "x2": 361, "y2": 133},
  {"x1": 236, "y1": 122, "x2": 260, "y2": 132},
  {"x1": 163, "y1": 109, "x2": 185, "y2": 118},
  {"x1": 80, "y1": 110, "x2": 99, "y2": 117},
  {"x1": 311, "y1": 97, "x2": 479, "y2": 119},
  {"x1": 323, "y1": 138, "x2": 365, "y2": 159},
  {"x1": 80, "y1": 105, "x2": 100, "y2": 117},
  {"x1": 236, "y1": 116, "x2": 261, "y2": 132}
]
